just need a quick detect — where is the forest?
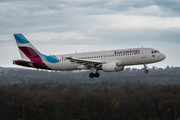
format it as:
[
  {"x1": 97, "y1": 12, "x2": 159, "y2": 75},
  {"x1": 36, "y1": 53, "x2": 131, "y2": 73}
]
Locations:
[
  {"x1": 1, "y1": 83, "x2": 180, "y2": 120},
  {"x1": 1, "y1": 66, "x2": 180, "y2": 120}
]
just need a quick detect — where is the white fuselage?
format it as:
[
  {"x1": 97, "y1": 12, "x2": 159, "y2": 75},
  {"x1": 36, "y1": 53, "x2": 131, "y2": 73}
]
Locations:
[
  {"x1": 44, "y1": 47, "x2": 166, "y2": 71},
  {"x1": 13, "y1": 33, "x2": 166, "y2": 78}
]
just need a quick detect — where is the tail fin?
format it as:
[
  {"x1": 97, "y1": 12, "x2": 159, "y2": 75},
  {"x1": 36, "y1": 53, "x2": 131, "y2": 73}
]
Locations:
[{"x1": 14, "y1": 34, "x2": 42, "y2": 61}]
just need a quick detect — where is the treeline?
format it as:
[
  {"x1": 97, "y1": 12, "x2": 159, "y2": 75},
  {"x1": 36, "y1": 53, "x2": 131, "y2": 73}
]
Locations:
[
  {"x1": 1, "y1": 84, "x2": 180, "y2": 120},
  {"x1": 0, "y1": 66, "x2": 180, "y2": 85}
]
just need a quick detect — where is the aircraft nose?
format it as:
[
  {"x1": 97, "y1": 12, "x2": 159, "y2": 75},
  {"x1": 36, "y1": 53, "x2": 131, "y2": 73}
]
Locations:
[{"x1": 161, "y1": 53, "x2": 166, "y2": 60}]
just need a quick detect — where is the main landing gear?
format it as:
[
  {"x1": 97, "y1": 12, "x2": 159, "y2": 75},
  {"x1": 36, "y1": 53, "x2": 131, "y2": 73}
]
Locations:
[
  {"x1": 89, "y1": 69, "x2": 100, "y2": 78},
  {"x1": 144, "y1": 64, "x2": 148, "y2": 73}
]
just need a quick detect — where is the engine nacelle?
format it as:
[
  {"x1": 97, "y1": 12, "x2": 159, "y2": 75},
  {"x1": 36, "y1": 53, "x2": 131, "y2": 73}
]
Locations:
[{"x1": 102, "y1": 62, "x2": 124, "y2": 72}]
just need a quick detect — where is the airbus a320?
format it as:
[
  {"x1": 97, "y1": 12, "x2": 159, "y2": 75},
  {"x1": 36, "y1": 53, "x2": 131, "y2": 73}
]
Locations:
[{"x1": 13, "y1": 34, "x2": 166, "y2": 78}]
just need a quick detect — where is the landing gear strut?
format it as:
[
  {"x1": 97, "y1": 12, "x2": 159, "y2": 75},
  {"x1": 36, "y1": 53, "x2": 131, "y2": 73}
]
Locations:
[
  {"x1": 89, "y1": 69, "x2": 100, "y2": 78},
  {"x1": 144, "y1": 64, "x2": 148, "y2": 73}
]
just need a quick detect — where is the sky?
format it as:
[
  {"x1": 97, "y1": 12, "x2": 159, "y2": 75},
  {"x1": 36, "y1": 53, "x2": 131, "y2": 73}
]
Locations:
[{"x1": 0, "y1": 0, "x2": 180, "y2": 69}]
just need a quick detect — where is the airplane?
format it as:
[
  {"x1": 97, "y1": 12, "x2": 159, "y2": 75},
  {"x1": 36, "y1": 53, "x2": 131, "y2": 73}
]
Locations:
[{"x1": 13, "y1": 34, "x2": 166, "y2": 78}]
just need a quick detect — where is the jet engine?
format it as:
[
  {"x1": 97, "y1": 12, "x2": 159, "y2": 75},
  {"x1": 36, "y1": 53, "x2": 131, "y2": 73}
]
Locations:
[{"x1": 102, "y1": 62, "x2": 124, "y2": 72}]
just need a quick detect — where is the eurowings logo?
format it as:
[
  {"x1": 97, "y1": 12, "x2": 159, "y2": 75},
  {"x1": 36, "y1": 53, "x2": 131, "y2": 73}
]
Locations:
[
  {"x1": 114, "y1": 50, "x2": 140, "y2": 55},
  {"x1": 152, "y1": 55, "x2": 155, "y2": 57}
]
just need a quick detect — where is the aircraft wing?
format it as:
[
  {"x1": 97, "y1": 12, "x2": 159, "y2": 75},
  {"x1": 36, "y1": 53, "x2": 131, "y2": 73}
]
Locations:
[{"x1": 66, "y1": 57, "x2": 103, "y2": 68}]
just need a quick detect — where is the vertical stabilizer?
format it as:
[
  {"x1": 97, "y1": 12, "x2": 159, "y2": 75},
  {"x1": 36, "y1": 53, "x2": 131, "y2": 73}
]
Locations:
[
  {"x1": 14, "y1": 34, "x2": 42, "y2": 60},
  {"x1": 13, "y1": 34, "x2": 50, "y2": 69}
]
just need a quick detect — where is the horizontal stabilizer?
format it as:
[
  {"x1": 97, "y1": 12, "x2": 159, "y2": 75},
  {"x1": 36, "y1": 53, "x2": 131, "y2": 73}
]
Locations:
[{"x1": 13, "y1": 60, "x2": 33, "y2": 63}]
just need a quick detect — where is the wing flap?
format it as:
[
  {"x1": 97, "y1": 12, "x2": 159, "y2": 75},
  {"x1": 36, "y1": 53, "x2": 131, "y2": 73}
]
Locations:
[
  {"x1": 66, "y1": 57, "x2": 102, "y2": 64},
  {"x1": 66, "y1": 57, "x2": 104, "y2": 69}
]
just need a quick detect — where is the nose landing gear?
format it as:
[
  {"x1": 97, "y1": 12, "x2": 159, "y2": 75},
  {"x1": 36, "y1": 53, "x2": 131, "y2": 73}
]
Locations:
[
  {"x1": 144, "y1": 64, "x2": 148, "y2": 73},
  {"x1": 144, "y1": 69, "x2": 148, "y2": 73}
]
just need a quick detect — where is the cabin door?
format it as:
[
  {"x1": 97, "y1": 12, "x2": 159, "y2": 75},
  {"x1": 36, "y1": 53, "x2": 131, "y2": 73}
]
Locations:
[{"x1": 141, "y1": 48, "x2": 147, "y2": 58}]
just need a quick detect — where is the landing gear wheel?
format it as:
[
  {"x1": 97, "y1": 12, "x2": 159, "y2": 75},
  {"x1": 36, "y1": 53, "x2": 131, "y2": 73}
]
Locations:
[
  {"x1": 145, "y1": 70, "x2": 148, "y2": 73},
  {"x1": 89, "y1": 73, "x2": 95, "y2": 78},
  {"x1": 94, "y1": 73, "x2": 100, "y2": 78}
]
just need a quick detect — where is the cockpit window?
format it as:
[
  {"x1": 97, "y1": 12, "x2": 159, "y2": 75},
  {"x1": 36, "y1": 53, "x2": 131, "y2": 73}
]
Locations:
[
  {"x1": 154, "y1": 51, "x2": 160, "y2": 53},
  {"x1": 152, "y1": 51, "x2": 160, "y2": 54}
]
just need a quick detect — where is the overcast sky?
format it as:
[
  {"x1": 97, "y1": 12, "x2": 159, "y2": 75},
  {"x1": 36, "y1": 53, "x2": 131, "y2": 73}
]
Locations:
[{"x1": 0, "y1": 0, "x2": 180, "y2": 69}]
